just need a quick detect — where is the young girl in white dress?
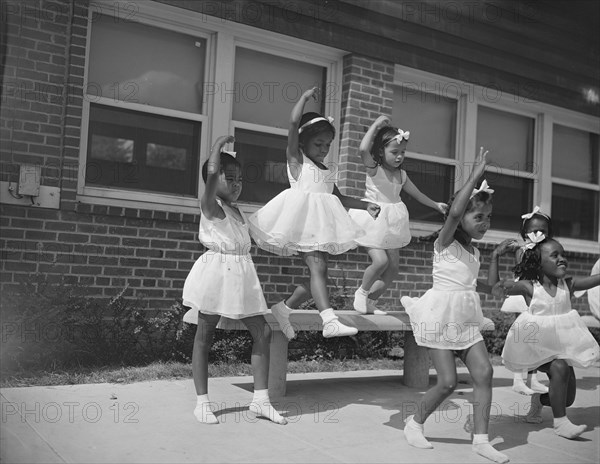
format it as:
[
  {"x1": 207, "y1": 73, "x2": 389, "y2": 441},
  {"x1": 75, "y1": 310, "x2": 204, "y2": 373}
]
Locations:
[
  {"x1": 248, "y1": 87, "x2": 379, "y2": 340},
  {"x1": 493, "y1": 235, "x2": 600, "y2": 439},
  {"x1": 349, "y1": 115, "x2": 447, "y2": 314},
  {"x1": 491, "y1": 207, "x2": 552, "y2": 395},
  {"x1": 400, "y1": 148, "x2": 509, "y2": 463},
  {"x1": 182, "y1": 135, "x2": 286, "y2": 425}
]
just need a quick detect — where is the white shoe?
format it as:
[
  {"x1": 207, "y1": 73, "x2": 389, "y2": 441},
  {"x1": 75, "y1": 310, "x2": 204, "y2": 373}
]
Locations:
[
  {"x1": 323, "y1": 318, "x2": 358, "y2": 338},
  {"x1": 270, "y1": 301, "x2": 296, "y2": 340},
  {"x1": 367, "y1": 299, "x2": 388, "y2": 315},
  {"x1": 353, "y1": 289, "x2": 368, "y2": 314},
  {"x1": 530, "y1": 378, "x2": 549, "y2": 394}
]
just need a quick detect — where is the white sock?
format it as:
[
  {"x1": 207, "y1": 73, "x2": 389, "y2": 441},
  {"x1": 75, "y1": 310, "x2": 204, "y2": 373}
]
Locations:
[
  {"x1": 553, "y1": 416, "x2": 586, "y2": 439},
  {"x1": 404, "y1": 415, "x2": 433, "y2": 449},
  {"x1": 320, "y1": 308, "x2": 358, "y2": 338},
  {"x1": 249, "y1": 389, "x2": 287, "y2": 425},
  {"x1": 472, "y1": 434, "x2": 509, "y2": 463},
  {"x1": 513, "y1": 373, "x2": 535, "y2": 395},
  {"x1": 194, "y1": 394, "x2": 218, "y2": 424},
  {"x1": 353, "y1": 287, "x2": 369, "y2": 313},
  {"x1": 529, "y1": 372, "x2": 548, "y2": 393},
  {"x1": 270, "y1": 301, "x2": 296, "y2": 340}
]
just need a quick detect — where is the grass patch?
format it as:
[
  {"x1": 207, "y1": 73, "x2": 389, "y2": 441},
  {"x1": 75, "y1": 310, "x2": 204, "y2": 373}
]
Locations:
[{"x1": 0, "y1": 355, "x2": 504, "y2": 388}]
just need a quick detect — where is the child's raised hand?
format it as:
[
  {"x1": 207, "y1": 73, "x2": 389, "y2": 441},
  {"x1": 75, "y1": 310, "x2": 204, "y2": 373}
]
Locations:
[
  {"x1": 435, "y1": 202, "x2": 448, "y2": 215},
  {"x1": 213, "y1": 135, "x2": 235, "y2": 148},
  {"x1": 367, "y1": 202, "x2": 381, "y2": 219},
  {"x1": 494, "y1": 238, "x2": 520, "y2": 257},
  {"x1": 303, "y1": 87, "x2": 319, "y2": 102},
  {"x1": 374, "y1": 115, "x2": 391, "y2": 129},
  {"x1": 472, "y1": 146, "x2": 489, "y2": 179},
  {"x1": 492, "y1": 280, "x2": 507, "y2": 298}
]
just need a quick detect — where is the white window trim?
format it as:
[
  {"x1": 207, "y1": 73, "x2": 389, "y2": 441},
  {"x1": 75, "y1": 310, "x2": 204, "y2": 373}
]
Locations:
[
  {"x1": 394, "y1": 64, "x2": 600, "y2": 253},
  {"x1": 77, "y1": 0, "x2": 344, "y2": 214}
]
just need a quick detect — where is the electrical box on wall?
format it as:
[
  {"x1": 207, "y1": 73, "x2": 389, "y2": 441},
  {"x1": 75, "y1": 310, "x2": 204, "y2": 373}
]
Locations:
[{"x1": 18, "y1": 164, "x2": 41, "y2": 197}]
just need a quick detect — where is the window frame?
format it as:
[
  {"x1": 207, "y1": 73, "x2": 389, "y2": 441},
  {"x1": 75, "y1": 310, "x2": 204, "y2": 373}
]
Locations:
[
  {"x1": 77, "y1": 0, "x2": 344, "y2": 215},
  {"x1": 394, "y1": 64, "x2": 600, "y2": 252}
]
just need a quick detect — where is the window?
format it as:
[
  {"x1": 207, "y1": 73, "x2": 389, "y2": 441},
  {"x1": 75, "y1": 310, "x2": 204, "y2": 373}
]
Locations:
[
  {"x1": 476, "y1": 106, "x2": 536, "y2": 232},
  {"x1": 87, "y1": 104, "x2": 200, "y2": 196},
  {"x1": 392, "y1": 88, "x2": 457, "y2": 222},
  {"x1": 81, "y1": 12, "x2": 207, "y2": 204},
  {"x1": 551, "y1": 124, "x2": 599, "y2": 240},
  {"x1": 232, "y1": 47, "x2": 327, "y2": 203}
]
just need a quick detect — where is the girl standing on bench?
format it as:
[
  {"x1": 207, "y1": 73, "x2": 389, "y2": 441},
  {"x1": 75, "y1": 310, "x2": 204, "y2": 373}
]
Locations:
[
  {"x1": 401, "y1": 148, "x2": 509, "y2": 463},
  {"x1": 349, "y1": 115, "x2": 447, "y2": 315},
  {"x1": 248, "y1": 87, "x2": 379, "y2": 340},
  {"x1": 182, "y1": 135, "x2": 286, "y2": 425}
]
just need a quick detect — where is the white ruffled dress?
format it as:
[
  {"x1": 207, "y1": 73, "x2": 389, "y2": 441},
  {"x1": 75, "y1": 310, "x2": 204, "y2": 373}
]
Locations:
[
  {"x1": 401, "y1": 240, "x2": 486, "y2": 349},
  {"x1": 182, "y1": 200, "x2": 268, "y2": 325},
  {"x1": 502, "y1": 279, "x2": 599, "y2": 372},
  {"x1": 348, "y1": 166, "x2": 411, "y2": 249},
  {"x1": 248, "y1": 153, "x2": 365, "y2": 256}
]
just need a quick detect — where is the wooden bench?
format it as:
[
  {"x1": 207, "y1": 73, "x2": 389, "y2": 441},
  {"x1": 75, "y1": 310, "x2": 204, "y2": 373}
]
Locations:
[{"x1": 218, "y1": 310, "x2": 496, "y2": 397}]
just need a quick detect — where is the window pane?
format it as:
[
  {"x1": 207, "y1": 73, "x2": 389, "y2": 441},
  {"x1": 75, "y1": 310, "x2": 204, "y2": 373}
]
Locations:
[
  {"x1": 400, "y1": 159, "x2": 454, "y2": 222},
  {"x1": 552, "y1": 184, "x2": 599, "y2": 240},
  {"x1": 234, "y1": 129, "x2": 288, "y2": 204},
  {"x1": 483, "y1": 174, "x2": 533, "y2": 232},
  {"x1": 392, "y1": 88, "x2": 456, "y2": 159},
  {"x1": 233, "y1": 48, "x2": 325, "y2": 128},
  {"x1": 552, "y1": 124, "x2": 599, "y2": 183},
  {"x1": 89, "y1": 14, "x2": 206, "y2": 113},
  {"x1": 87, "y1": 104, "x2": 200, "y2": 196},
  {"x1": 476, "y1": 107, "x2": 534, "y2": 172}
]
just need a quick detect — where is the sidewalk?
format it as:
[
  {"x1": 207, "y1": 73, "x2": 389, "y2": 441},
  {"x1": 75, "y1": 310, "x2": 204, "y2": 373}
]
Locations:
[{"x1": 1, "y1": 364, "x2": 599, "y2": 463}]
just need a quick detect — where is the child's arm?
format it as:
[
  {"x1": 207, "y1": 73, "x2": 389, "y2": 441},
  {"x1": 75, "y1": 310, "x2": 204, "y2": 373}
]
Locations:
[
  {"x1": 200, "y1": 135, "x2": 235, "y2": 220},
  {"x1": 570, "y1": 274, "x2": 600, "y2": 293},
  {"x1": 492, "y1": 279, "x2": 533, "y2": 300},
  {"x1": 487, "y1": 239, "x2": 520, "y2": 286},
  {"x1": 332, "y1": 185, "x2": 380, "y2": 218},
  {"x1": 437, "y1": 147, "x2": 488, "y2": 248},
  {"x1": 359, "y1": 115, "x2": 390, "y2": 169},
  {"x1": 401, "y1": 172, "x2": 448, "y2": 215},
  {"x1": 287, "y1": 87, "x2": 318, "y2": 178}
]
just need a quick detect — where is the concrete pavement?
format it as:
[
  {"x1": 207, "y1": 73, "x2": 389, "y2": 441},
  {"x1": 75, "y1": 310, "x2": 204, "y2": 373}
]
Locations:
[{"x1": 1, "y1": 364, "x2": 599, "y2": 463}]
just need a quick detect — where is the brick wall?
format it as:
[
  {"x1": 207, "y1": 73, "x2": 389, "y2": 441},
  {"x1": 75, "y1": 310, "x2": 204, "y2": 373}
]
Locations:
[{"x1": 0, "y1": 1, "x2": 597, "y2": 316}]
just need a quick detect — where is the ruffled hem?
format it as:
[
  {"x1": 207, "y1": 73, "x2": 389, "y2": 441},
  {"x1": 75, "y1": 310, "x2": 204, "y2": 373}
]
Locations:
[
  {"x1": 501, "y1": 310, "x2": 600, "y2": 371},
  {"x1": 349, "y1": 202, "x2": 411, "y2": 249},
  {"x1": 248, "y1": 189, "x2": 364, "y2": 256},
  {"x1": 182, "y1": 251, "x2": 268, "y2": 322},
  {"x1": 401, "y1": 291, "x2": 485, "y2": 349}
]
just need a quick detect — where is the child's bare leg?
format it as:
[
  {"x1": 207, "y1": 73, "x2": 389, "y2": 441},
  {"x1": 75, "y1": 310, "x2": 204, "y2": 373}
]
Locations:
[
  {"x1": 366, "y1": 248, "x2": 398, "y2": 300},
  {"x1": 192, "y1": 312, "x2": 220, "y2": 423},
  {"x1": 404, "y1": 349, "x2": 457, "y2": 449},
  {"x1": 305, "y1": 251, "x2": 357, "y2": 337},
  {"x1": 242, "y1": 315, "x2": 287, "y2": 425},
  {"x1": 463, "y1": 342, "x2": 508, "y2": 463},
  {"x1": 354, "y1": 248, "x2": 388, "y2": 313},
  {"x1": 535, "y1": 361, "x2": 584, "y2": 438}
]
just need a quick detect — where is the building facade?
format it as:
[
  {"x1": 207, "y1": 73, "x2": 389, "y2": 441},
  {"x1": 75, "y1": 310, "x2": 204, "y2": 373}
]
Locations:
[{"x1": 1, "y1": 0, "x2": 599, "y2": 312}]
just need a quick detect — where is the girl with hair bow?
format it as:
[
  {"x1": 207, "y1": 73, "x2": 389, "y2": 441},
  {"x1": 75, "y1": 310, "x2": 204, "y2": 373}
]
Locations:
[
  {"x1": 349, "y1": 115, "x2": 447, "y2": 314},
  {"x1": 488, "y1": 207, "x2": 554, "y2": 395},
  {"x1": 492, "y1": 235, "x2": 599, "y2": 439}
]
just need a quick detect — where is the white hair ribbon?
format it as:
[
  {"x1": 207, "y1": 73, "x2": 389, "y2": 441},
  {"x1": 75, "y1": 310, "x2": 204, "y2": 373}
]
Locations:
[
  {"x1": 298, "y1": 116, "x2": 335, "y2": 133},
  {"x1": 523, "y1": 231, "x2": 546, "y2": 250},
  {"x1": 521, "y1": 206, "x2": 541, "y2": 220},
  {"x1": 470, "y1": 179, "x2": 494, "y2": 199}
]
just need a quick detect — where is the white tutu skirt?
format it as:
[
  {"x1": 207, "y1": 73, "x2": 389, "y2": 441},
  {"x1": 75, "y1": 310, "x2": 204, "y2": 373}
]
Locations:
[
  {"x1": 248, "y1": 189, "x2": 365, "y2": 256},
  {"x1": 502, "y1": 310, "x2": 600, "y2": 372},
  {"x1": 349, "y1": 201, "x2": 411, "y2": 249},
  {"x1": 401, "y1": 289, "x2": 485, "y2": 349},
  {"x1": 500, "y1": 295, "x2": 528, "y2": 313},
  {"x1": 182, "y1": 251, "x2": 268, "y2": 325}
]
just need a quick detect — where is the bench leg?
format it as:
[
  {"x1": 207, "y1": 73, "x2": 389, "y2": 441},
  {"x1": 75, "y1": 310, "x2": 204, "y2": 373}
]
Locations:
[
  {"x1": 268, "y1": 330, "x2": 289, "y2": 398},
  {"x1": 403, "y1": 331, "x2": 430, "y2": 389}
]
